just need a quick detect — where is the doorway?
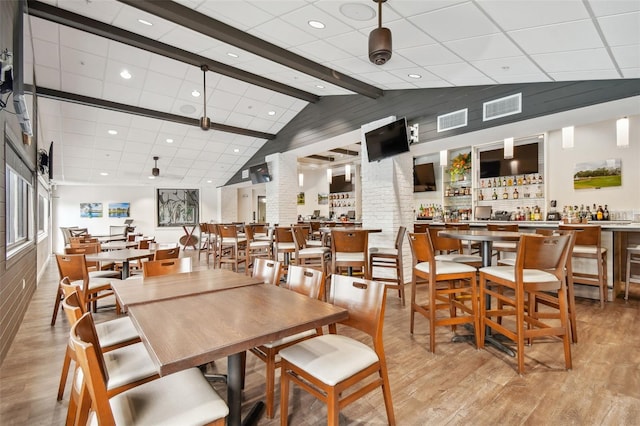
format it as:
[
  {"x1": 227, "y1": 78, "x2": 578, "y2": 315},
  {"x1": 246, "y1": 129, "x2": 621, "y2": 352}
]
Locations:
[{"x1": 257, "y1": 196, "x2": 267, "y2": 223}]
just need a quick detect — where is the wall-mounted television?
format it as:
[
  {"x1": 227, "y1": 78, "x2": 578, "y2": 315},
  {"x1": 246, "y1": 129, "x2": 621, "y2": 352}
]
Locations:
[
  {"x1": 365, "y1": 117, "x2": 410, "y2": 162},
  {"x1": 330, "y1": 174, "x2": 353, "y2": 193},
  {"x1": 479, "y1": 142, "x2": 539, "y2": 178},
  {"x1": 414, "y1": 162, "x2": 437, "y2": 192},
  {"x1": 249, "y1": 163, "x2": 271, "y2": 184}
]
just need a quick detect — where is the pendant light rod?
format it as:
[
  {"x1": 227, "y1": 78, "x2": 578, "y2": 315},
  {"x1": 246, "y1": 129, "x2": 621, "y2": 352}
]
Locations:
[{"x1": 200, "y1": 64, "x2": 211, "y2": 130}]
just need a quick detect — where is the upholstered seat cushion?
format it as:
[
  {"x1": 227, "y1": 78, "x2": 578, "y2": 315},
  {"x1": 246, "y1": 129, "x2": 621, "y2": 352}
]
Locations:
[
  {"x1": 70, "y1": 277, "x2": 113, "y2": 291},
  {"x1": 335, "y1": 252, "x2": 365, "y2": 262},
  {"x1": 497, "y1": 258, "x2": 516, "y2": 266},
  {"x1": 299, "y1": 247, "x2": 329, "y2": 256},
  {"x1": 306, "y1": 240, "x2": 323, "y2": 247},
  {"x1": 221, "y1": 237, "x2": 246, "y2": 244},
  {"x1": 279, "y1": 334, "x2": 378, "y2": 386},
  {"x1": 104, "y1": 342, "x2": 159, "y2": 390},
  {"x1": 415, "y1": 260, "x2": 477, "y2": 275},
  {"x1": 434, "y1": 254, "x2": 482, "y2": 264},
  {"x1": 249, "y1": 241, "x2": 271, "y2": 249},
  {"x1": 100, "y1": 368, "x2": 228, "y2": 426},
  {"x1": 96, "y1": 317, "x2": 139, "y2": 348},
  {"x1": 369, "y1": 247, "x2": 398, "y2": 256},
  {"x1": 89, "y1": 270, "x2": 121, "y2": 279},
  {"x1": 493, "y1": 242, "x2": 517, "y2": 250},
  {"x1": 261, "y1": 330, "x2": 316, "y2": 349},
  {"x1": 572, "y1": 245, "x2": 607, "y2": 255},
  {"x1": 479, "y1": 265, "x2": 559, "y2": 283},
  {"x1": 276, "y1": 242, "x2": 296, "y2": 250}
]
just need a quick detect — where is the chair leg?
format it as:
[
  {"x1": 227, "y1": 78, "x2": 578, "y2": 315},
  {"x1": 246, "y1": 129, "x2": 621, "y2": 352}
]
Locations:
[
  {"x1": 429, "y1": 282, "x2": 436, "y2": 353},
  {"x1": 558, "y1": 286, "x2": 573, "y2": 370},
  {"x1": 51, "y1": 286, "x2": 63, "y2": 326},
  {"x1": 265, "y1": 350, "x2": 277, "y2": 419},
  {"x1": 478, "y1": 275, "x2": 486, "y2": 349},
  {"x1": 327, "y1": 387, "x2": 339, "y2": 426},
  {"x1": 379, "y1": 364, "x2": 396, "y2": 425},
  {"x1": 409, "y1": 276, "x2": 416, "y2": 334},
  {"x1": 515, "y1": 287, "x2": 526, "y2": 374},
  {"x1": 57, "y1": 344, "x2": 73, "y2": 400},
  {"x1": 280, "y1": 362, "x2": 290, "y2": 426}
]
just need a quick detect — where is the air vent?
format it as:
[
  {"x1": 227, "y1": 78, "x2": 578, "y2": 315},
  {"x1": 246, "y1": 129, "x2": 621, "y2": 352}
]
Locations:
[
  {"x1": 437, "y1": 109, "x2": 468, "y2": 132},
  {"x1": 483, "y1": 93, "x2": 522, "y2": 121},
  {"x1": 242, "y1": 169, "x2": 249, "y2": 179}
]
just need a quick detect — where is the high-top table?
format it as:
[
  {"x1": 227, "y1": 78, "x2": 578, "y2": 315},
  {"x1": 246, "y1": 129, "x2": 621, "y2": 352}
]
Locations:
[
  {"x1": 127, "y1": 284, "x2": 348, "y2": 426},
  {"x1": 439, "y1": 229, "x2": 522, "y2": 356},
  {"x1": 111, "y1": 268, "x2": 263, "y2": 309},
  {"x1": 100, "y1": 241, "x2": 138, "y2": 250},
  {"x1": 85, "y1": 248, "x2": 154, "y2": 279}
]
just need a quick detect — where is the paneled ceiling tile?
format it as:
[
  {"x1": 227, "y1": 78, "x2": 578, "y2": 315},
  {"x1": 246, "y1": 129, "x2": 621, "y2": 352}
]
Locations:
[
  {"x1": 247, "y1": 117, "x2": 275, "y2": 132},
  {"x1": 61, "y1": 72, "x2": 103, "y2": 98},
  {"x1": 182, "y1": 139, "x2": 207, "y2": 151},
  {"x1": 214, "y1": 75, "x2": 251, "y2": 97},
  {"x1": 233, "y1": 97, "x2": 263, "y2": 117},
  {"x1": 387, "y1": 68, "x2": 444, "y2": 83},
  {"x1": 276, "y1": 109, "x2": 300, "y2": 124},
  {"x1": 210, "y1": 90, "x2": 242, "y2": 111},
  {"x1": 531, "y1": 48, "x2": 614, "y2": 72},
  {"x1": 104, "y1": 61, "x2": 148, "y2": 89},
  {"x1": 60, "y1": 102, "x2": 99, "y2": 121},
  {"x1": 373, "y1": 52, "x2": 419, "y2": 71},
  {"x1": 59, "y1": 26, "x2": 109, "y2": 57},
  {"x1": 331, "y1": 56, "x2": 379, "y2": 74},
  {"x1": 325, "y1": 30, "x2": 370, "y2": 58},
  {"x1": 549, "y1": 69, "x2": 622, "y2": 81},
  {"x1": 357, "y1": 70, "x2": 405, "y2": 85},
  {"x1": 95, "y1": 123, "x2": 127, "y2": 139},
  {"x1": 198, "y1": 1, "x2": 275, "y2": 29},
  {"x1": 427, "y1": 62, "x2": 495, "y2": 85},
  {"x1": 476, "y1": 0, "x2": 589, "y2": 31},
  {"x1": 186, "y1": 168, "x2": 206, "y2": 177},
  {"x1": 101, "y1": 81, "x2": 142, "y2": 105},
  {"x1": 207, "y1": 107, "x2": 231, "y2": 123},
  {"x1": 33, "y1": 38, "x2": 61, "y2": 69},
  {"x1": 126, "y1": 127, "x2": 158, "y2": 143},
  {"x1": 445, "y1": 33, "x2": 523, "y2": 62},
  {"x1": 201, "y1": 141, "x2": 228, "y2": 154},
  {"x1": 293, "y1": 39, "x2": 353, "y2": 63},
  {"x1": 92, "y1": 150, "x2": 122, "y2": 163},
  {"x1": 385, "y1": 18, "x2": 437, "y2": 50},
  {"x1": 171, "y1": 153, "x2": 197, "y2": 165},
  {"x1": 27, "y1": 15, "x2": 59, "y2": 41},
  {"x1": 94, "y1": 137, "x2": 126, "y2": 152},
  {"x1": 497, "y1": 73, "x2": 552, "y2": 84},
  {"x1": 279, "y1": 4, "x2": 355, "y2": 39},
  {"x1": 268, "y1": 92, "x2": 298, "y2": 110},
  {"x1": 60, "y1": 47, "x2": 107, "y2": 79},
  {"x1": 588, "y1": 0, "x2": 640, "y2": 17},
  {"x1": 62, "y1": 117, "x2": 97, "y2": 136},
  {"x1": 58, "y1": 0, "x2": 123, "y2": 23},
  {"x1": 408, "y1": 2, "x2": 499, "y2": 43},
  {"x1": 224, "y1": 112, "x2": 254, "y2": 128},
  {"x1": 216, "y1": 154, "x2": 241, "y2": 165},
  {"x1": 110, "y1": 4, "x2": 175, "y2": 40},
  {"x1": 61, "y1": 132, "x2": 93, "y2": 147},
  {"x1": 96, "y1": 108, "x2": 133, "y2": 127},
  {"x1": 107, "y1": 40, "x2": 152, "y2": 69},
  {"x1": 183, "y1": 65, "x2": 221, "y2": 87},
  {"x1": 471, "y1": 56, "x2": 545, "y2": 79},
  {"x1": 612, "y1": 45, "x2": 640, "y2": 69},
  {"x1": 141, "y1": 71, "x2": 183, "y2": 97},
  {"x1": 147, "y1": 55, "x2": 190, "y2": 80},
  {"x1": 251, "y1": 0, "x2": 309, "y2": 19},
  {"x1": 314, "y1": 1, "x2": 377, "y2": 30},
  {"x1": 34, "y1": 65, "x2": 61, "y2": 89},
  {"x1": 395, "y1": 44, "x2": 461, "y2": 67},
  {"x1": 381, "y1": 82, "x2": 417, "y2": 90},
  {"x1": 123, "y1": 141, "x2": 154, "y2": 154},
  {"x1": 598, "y1": 12, "x2": 640, "y2": 47},
  {"x1": 243, "y1": 85, "x2": 278, "y2": 103},
  {"x1": 129, "y1": 115, "x2": 163, "y2": 132},
  {"x1": 159, "y1": 121, "x2": 191, "y2": 135},
  {"x1": 62, "y1": 146, "x2": 94, "y2": 159},
  {"x1": 508, "y1": 20, "x2": 604, "y2": 55},
  {"x1": 251, "y1": 18, "x2": 316, "y2": 49},
  {"x1": 189, "y1": 159, "x2": 212, "y2": 170},
  {"x1": 138, "y1": 92, "x2": 176, "y2": 112},
  {"x1": 159, "y1": 26, "x2": 222, "y2": 55},
  {"x1": 621, "y1": 68, "x2": 640, "y2": 78},
  {"x1": 151, "y1": 145, "x2": 178, "y2": 157},
  {"x1": 175, "y1": 81, "x2": 208, "y2": 105},
  {"x1": 233, "y1": 58, "x2": 295, "y2": 77}
]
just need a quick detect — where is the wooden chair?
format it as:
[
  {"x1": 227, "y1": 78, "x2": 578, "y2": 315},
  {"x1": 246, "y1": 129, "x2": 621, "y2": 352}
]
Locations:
[
  {"x1": 478, "y1": 233, "x2": 572, "y2": 374},
  {"x1": 218, "y1": 224, "x2": 248, "y2": 273},
  {"x1": 55, "y1": 253, "x2": 118, "y2": 318},
  {"x1": 279, "y1": 275, "x2": 395, "y2": 425},
  {"x1": 56, "y1": 284, "x2": 141, "y2": 400},
  {"x1": 428, "y1": 226, "x2": 482, "y2": 268},
  {"x1": 559, "y1": 224, "x2": 608, "y2": 308},
  {"x1": 274, "y1": 226, "x2": 296, "y2": 267},
  {"x1": 69, "y1": 313, "x2": 228, "y2": 426},
  {"x1": 413, "y1": 223, "x2": 428, "y2": 233},
  {"x1": 407, "y1": 232, "x2": 480, "y2": 353},
  {"x1": 487, "y1": 223, "x2": 519, "y2": 260},
  {"x1": 153, "y1": 246, "x2": 181, "y2": 261},
  {"x1": 625, "y1": 245, "x2": 640, "y2": 300},
  {"x1": 444, "y1": 222, "x2": 479, "y2": 254},
  {"x1": 252, "y1": 258, "x2": 282, "y2": 286},
  {"x1": 331, "y1": 229, "x2": 369, "y2": 278},
  {"x1": 142, "y1": 257, "x2": 192, "y2": 278},
  {"x1": 250, "y1": 265, "x2": 325, "y2": 418},
  {"x1": 368, "y1": 226, "x2": 407, "y2": 306},
  {"x1": 245, "y1": 225, "x2": 274, "y2": 275},
  {"x1": 291, "y1": 226, "x2": 331, "y2": 276}
]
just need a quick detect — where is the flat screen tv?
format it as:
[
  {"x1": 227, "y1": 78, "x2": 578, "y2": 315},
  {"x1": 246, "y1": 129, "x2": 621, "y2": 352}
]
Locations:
[
  {"x1": 414, "y1": 162, "x2": 437, "y2": 192},
  {"x1": 330, "y1": 174, "x2": 353, "y2": 193},
  {"x1": 249, "y1": 163, "x2": 271, "y2": 184},
  {"x1": 365, "y1": 117, "x2": 410, "y2": 162},
  {"x1": 479, "y1": 142, "x2": 539, "y2": 178}
]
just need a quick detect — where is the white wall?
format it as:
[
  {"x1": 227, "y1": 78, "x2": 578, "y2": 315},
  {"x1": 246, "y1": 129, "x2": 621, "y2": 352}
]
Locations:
[
  {"x1": 297, "y1": 167, "x2": 331, "y2": 218},
  {"x1": 52, "y1": 185, "x2": 221, "y2": 253}
]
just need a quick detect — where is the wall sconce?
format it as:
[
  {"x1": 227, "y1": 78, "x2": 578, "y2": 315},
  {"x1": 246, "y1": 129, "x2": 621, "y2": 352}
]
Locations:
[
  {"x1": 345, "y1": 164, "x2": 351, "y2": 182},
  {"x1": 326, "y1": 168, "x2": 332, "y2": 184},
  {"x1": 617, "y1": 117, "x2": 629, "y2": 148},
  {"x1": 503, "y1": 137, "x2": 514, "y2": 159},
  {"x1": 562, "y1": 126, "x2": 574, "y2": 149},
  {"x1": 439, "y1": 150, "x2": 448, "y2": 167},
  {"x1": 298, "y1": 173, "x2": 304, "y2": 187}
]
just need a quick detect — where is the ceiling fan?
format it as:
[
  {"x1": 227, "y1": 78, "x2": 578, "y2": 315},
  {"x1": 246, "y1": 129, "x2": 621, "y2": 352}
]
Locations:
[
  {"x1": 369, "y1": 0, "x2": 392, "y2": 65},
  {"x1": 200, "y1": 65, "x2": 211, "y2": 131},
  {"x1": 152, "y1": 156, "x2": 160, "y2": 177}
]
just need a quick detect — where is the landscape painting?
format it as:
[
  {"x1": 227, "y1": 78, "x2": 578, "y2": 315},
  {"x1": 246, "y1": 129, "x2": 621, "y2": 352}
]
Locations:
[
  {"x1": 80, "y1": 203, "x2": 103, "y2": 218},
  {"x1": 573, "y1": 159, "x2": 622, "y2": 190},
  {"x1": 108, "y1": 202, "x2": 130, "y2": 218}
]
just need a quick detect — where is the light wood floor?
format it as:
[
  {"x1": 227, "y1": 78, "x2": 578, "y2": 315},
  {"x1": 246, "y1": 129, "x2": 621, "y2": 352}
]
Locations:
[{"x1": 1, "y1": 252, "x2": 639, "y2": 425}]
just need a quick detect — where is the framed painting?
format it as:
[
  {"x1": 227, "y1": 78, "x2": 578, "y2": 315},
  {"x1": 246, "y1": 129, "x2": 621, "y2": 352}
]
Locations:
[
  {"x1": 317, "y1": 193, "x2": 329, "y2": 205},
  {"x1": 80, "y1": 203, "x2": 102, "y2": 218},
  {"x1": 108, "y1": 202, "x2": 130, "y2": 218},
  {"x1": 157, "y1": 189, "x2": 199, "y2": 227},
  {"x1": 574, "y1": 159, "x2": 621, "y2": 190},
  {"x1": 297, "y1": 192, "x2": 305, "y2": 205}
]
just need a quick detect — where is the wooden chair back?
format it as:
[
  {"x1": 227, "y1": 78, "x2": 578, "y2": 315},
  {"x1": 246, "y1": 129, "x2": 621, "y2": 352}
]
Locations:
[
  {"x1": 515, "y1": 234, "x2": 571, "y2": 277},
  {"x1": 275, "y1": 226, "x2": 294, "y2": 244},
  {"x1": 413, "y1": 223, "x2": 428, "y2": 233},
  {"x1": 291, "y1": 226, "x2": 308, "y2": 251},
  {"x1": 61, "y1": 290, "x2": 87, "y2": 327},
  {"x1": 153, "y1": 246, "x2": 180, "y2": 260},
  {"x1": 56, "y1": 253, "x2": 89, "y2": 283},
  {"x1": 251, "y1": 223, "x2": 269, "y2": 234},
  {"x1": 331, "y1": 229, "x2": 368, "y2": 254},
  {"x1": 244, "y1": 225, "x2": 257, "y2": 242},
  {"x1": 407, "y1": 232, "x2": 435, "y2": 266},
  {"x1": 142, "y1": 258, "x2": 192, "y2": 278},
  {"x1": 559, "y1": 224, "x2": 601, "y2": 247},
  {"x1": 65, "y1": 244, "x2": 102, "y2": 269},
  {"x1": 444, "y1": 223, "x2": 470, "y2": 230},
  {"x1": 70, "y1": 237, "x2": 98, "y2": 247},
  {"x1": 487, "y1": 223, "x2": 519, "y2": 232},
  {"x1": 252, "y1": 258, "x2": 282, "y2": 285},
  {"x1": 60, "y1": 277, "x2": 85, "y2": 303},
  {"x1": 327, "y1": 275, "x2": 387, "y2": 347},
  {"x1": 310, "y1": 221, "x2": 320, "y2": 233},
  {"x1": 393, "y1": 226, "x2": 407, "y2": 250},
  {"x1": 218, "y1": 223, "x2": 240, "y2": 239},
  {"x1": 286, "y1": 265, "x2": 325, "y2": 300},
  {"x1": 427, "y1": 226, "x2": 464, "y2": 253},
  {"x1": 138, "y1": 239, "x2": 155, "y2": 249}
]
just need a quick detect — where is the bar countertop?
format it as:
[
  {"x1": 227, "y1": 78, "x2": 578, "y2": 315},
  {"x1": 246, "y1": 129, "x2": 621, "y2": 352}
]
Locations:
[{"x1": 415, "y1": 220, "x2": 640, "y2": 232}]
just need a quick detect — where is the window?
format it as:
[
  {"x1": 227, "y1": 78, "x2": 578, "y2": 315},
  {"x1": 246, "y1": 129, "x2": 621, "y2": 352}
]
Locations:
[{"x1": 6, "y1": 165, "x2": 33, "y2": 251}]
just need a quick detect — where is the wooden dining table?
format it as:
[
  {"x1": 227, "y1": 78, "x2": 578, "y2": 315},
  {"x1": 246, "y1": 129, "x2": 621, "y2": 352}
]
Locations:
[
  {"x1": 127, "y1": 284, "x2": 348, "y2": 426},
  {"x1": 111, "y1": 268, "x2": 263, "y2": 309},
  {"x1": 100, "y1": 240, "x2": 138, "y2": 250},
  {"x1": 85, "y1": 248, "x2": 154, "y2": 279}
]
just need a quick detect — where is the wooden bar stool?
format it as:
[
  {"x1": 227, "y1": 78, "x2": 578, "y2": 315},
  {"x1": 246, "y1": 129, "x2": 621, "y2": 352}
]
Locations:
[
  {"x1": 368, "y1": 226, "x2": 407, "y2": 306},
  {"x1": 625, "y1": 246, "x2": 640, "y2": 300},
  {"x1": 487, "y1": 223, "x2": 519, "y2": 260},
  {"x1": 331, "y1": 229, "x2": 369, "y2": 278}
]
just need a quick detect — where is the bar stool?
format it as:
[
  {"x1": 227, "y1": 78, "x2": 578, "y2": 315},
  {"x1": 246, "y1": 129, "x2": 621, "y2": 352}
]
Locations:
[
  {"x1": 274, "y1": 226, "x2": 296, "y2": 267},
  {"x1": 487, "y1": 223, "x2": 519, "y2": 260},
  {"x1": 369, "y1": 226, "x2": 406, "y2": 305},
  {"x1": 625, "y1": 245, "x2": 640, "y2": 300},
  {"x1": 331, "y1": 229, "x2": 369, "y2": 278}
]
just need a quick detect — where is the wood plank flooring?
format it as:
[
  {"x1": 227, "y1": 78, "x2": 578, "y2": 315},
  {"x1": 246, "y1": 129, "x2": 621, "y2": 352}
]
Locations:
[{"x1": 1, "y1": 252, "x2": 639, "y2": 425}]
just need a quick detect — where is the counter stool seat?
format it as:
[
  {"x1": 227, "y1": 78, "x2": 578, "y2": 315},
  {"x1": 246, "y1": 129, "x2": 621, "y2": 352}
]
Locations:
[
  {"x1": 369, "y1": 227, "x2": 407, "y2": 306},
  {"x1": 625, "y1": 246, "x2": 640, "y2": 300}
]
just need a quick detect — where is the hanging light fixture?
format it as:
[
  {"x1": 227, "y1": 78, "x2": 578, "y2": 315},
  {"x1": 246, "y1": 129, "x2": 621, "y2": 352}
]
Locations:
[
  {"x1": 199, "y1": 65, "x2": 210, "y2": 130},
  {"x1": 345, "y1": 164, "x2": 352, "y2": 182},
  {"x1": 369, "y1": 0, "x2": 392, "y2": 65},
  {"x1": 298, "y1": 173, "x2": 304, "y2": 187},
  {"x1": 617, "y1": 117, "x2": 629, "y2": 148},
  {"x1": 562, "y1": 126, "x2": 574, "y2": 149},
  {"x1": 503, "y1": 137, "x2": 514, "y2": 159},
  {"x1": 327, "y1": 168, "x2": 332, "y2": 184}
]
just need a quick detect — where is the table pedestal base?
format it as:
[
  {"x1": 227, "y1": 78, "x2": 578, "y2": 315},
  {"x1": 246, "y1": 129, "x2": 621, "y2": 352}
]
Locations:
[{"x1": 451, "y1": 325, "x2": 516, "y2": 357}]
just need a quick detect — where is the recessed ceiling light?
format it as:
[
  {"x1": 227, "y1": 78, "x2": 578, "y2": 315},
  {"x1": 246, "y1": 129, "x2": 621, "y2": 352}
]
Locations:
[
  {"x1": 268, "y1": 111, "x2": 276, "y2": 116},
  {"x1": 227, "y1": 52, "x2": 239, "y2": 58},
  {"x1": 100, "y1": 172, "x2": 108, "y2": 176},
  {"x1": 191, "y1": 89, "x2": 201, "y2": 97},
  {"x1": 138, "y1": 19, "x2": 153, "y2": 26},
  {"x1": 148, "y1": 176, "x2": 155, "y2": 180},
  {"x1": 108, "y1": 129, "x2": 118, "y2": 135},
  {"x1": 308, "y1": 20, "x2": 325, "y2": 29},
  {"x1": 120, "y1": 69, "x2": 132, "y2": 79},
  {"x1": 339, "y1": 3, "x2": 376, "y2": 21},
  {"x1": 233, "y1": 148, "x2": 240, "y2": 153},
  {"x1": 408, "y1": 74, "x2": 422, "y2": 79},
  {"x1": 316, "y1": 84, "x2": 325, "y2": 89},
  {"x1": 166, "y1": 138, "x2": 173, "y2": 143},
  {"x1": 207, "y1": 180, "x2": 212, "y2": 183}
]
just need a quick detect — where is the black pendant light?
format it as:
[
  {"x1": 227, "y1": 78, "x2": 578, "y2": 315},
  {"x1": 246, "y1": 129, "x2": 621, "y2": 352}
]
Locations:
[
  {"x1": 369, "y1": 0, "x2": 392, "y2": 65},
  {"x1": 152, "y1": 156, "x2": 160, "y2": 177},
  {"x1": 199, "y1": 65, "x2": 211, "y2": 130}
]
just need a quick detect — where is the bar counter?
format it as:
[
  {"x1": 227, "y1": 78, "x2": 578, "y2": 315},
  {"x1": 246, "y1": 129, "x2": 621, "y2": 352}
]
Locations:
[{"x1": 415, "y1": 220, "x2": 640, "y2": 301}]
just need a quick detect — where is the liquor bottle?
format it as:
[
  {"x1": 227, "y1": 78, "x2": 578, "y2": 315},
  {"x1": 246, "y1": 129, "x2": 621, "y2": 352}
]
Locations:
[
  {"x1": 502, "y1": 176, "x2": 507, "y2": 187},
  {"x1": 597, "y1": 205, "x2": 604, "y2": 221},
  {"x1": 507, "y1": 176, "x2": 513, "y2": 186},
  {"x1": 538, "y1": 174, "x2": 543, "y2": 184},
  {"x1": 517, "y1": 175, "x2": 523, "y2": 186},
  {"x1": 513, "y1": 188, "x2": 519, "y2": 199},
  {"x1": 488, "y1": 178, "x2": 492, "y2": 188},
  {"x1": 419, "y1": 204, "x2": 424, "y2": 217},
  {"x1": 579, "y1": 204, "x2": 585, "y2": 220},
  {"x1": 525, "y1": 207, "x2": 531, "y2": 221},
  {"x1": 526, "y1": 175, "x2": 532, "y2": 185},
  {"x1": 478, "y1": 190, "x2": 484, "y2": 201},
  {"x1": 497, "y1": 177, "x2": 501, "y2": 187},
  {"x1": 604, "y1": 205, "x2": 610, "y2": 220},
  {"x1": 492, "y1": 189, "x2": 498, "y2": 200},
  {"x1": 585, "y1": 205, "x2": 591, "y2": 221},
  {"x1": 534, "y1": 205, "x2": 541, "y2": 221},
  {"x1": 502, "y1": 189, "x2": 508, "y2": 199},
  {"x1": 481, "y1": 179, "x2": 485, "y2": 188},
  {"x1": 592, "y1": 204, "x2": 598, "y2": 221}
]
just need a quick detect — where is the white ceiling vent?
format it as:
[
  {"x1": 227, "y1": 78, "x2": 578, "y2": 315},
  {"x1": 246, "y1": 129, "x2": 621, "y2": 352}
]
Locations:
[
  {"x1": 483, "y1": 93, "x2": 522, "y2": 121},
  {"x1": 242, "y1": 169, "x2": 249, "y2": 179},
  {"x1": 437, "y1": 108, "x2": 468, "y2": 132}
]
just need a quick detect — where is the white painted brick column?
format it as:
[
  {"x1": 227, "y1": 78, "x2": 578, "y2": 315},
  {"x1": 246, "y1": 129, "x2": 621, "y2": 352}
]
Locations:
[
  {"x1": 220, "y1": 186, "x2": 238, "y2": 223},
  {"x1": 361, "y1": 117, "x2": 415, "y2": 283},
  {"x1": 265, "y1": 152, "x2": 298, "y2": 226}
]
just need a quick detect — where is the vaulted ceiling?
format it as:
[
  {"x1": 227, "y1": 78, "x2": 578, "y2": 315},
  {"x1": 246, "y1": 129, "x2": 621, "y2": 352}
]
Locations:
[{"x1": 22, "y1": 0, "x2": 639, "y2": 186}]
